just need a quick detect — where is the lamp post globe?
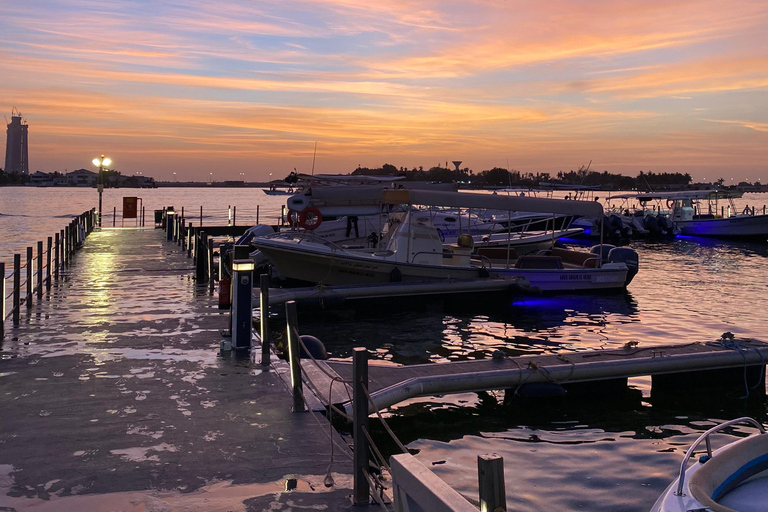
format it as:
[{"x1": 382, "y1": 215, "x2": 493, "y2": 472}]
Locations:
[{"x1": 92, "y1": 155, "x2": 111, "y2": 227}]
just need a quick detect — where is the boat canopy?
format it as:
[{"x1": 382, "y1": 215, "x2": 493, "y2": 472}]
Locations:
[
  {"x1": 296, "y1": 186, "x2": 605, "y2": 216},
  {"x1": 630, "y1": 190, "x2": 743, "y2": 201}
]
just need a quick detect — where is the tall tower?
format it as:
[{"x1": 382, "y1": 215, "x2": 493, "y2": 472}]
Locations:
[{"x1": 5, "y1": 108, "x2": 29, "y2": 174}]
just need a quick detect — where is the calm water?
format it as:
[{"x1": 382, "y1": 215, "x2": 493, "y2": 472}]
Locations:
[{"x1": 2, "y1": 186, "x2": 768, "y2": 511}]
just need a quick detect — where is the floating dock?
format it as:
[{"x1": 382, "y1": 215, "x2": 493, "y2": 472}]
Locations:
[{"x1": 295, "y1": 339, "x2": 768, "y2": 416}]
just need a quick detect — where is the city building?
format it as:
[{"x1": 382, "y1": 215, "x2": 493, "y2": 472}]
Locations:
[
  {"x1": 4, "y1": 108, "x2": 29, "y2": 174},
  {"x1": 66, "y1": 168, "x2": 98, "y2": 187}
]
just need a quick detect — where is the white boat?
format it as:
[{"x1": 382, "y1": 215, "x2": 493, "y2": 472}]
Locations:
[
  {"x1": 444, "y1": 228, "x2": 585, "y2": 257},
  {"x1": 635, "y1": 190, "x2": 768, "y2": 240},
  {"x1": 253, "y1": 188, "x2": 638, "y2": 292},
  {"x1": 651, "y1": 417, "x2": 768, "y2": 512}
]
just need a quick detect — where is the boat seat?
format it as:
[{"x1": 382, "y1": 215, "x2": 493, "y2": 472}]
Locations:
[
  {"x1": 689, "y1": 433, "x2": 768, "y2": 512},
  {"x1": 514, "y1": 255, "x2": 563, "y2": 269}
]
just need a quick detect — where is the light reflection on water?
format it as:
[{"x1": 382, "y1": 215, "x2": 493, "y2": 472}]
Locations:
[{"x1": 3, "y1": 187, "x2": 768, "y2": 511}]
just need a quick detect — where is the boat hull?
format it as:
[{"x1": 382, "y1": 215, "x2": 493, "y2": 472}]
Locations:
[{"x1": 678, "y1": 214, "x2": 768, "y2": 239}]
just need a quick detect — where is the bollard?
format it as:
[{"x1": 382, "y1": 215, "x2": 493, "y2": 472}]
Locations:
[
  {"x1": 231, "y1": 245, "x2": 254, "y2": 351},
  {"x1": 26, "y1": 247, "x2": 32, "y2": 308},
  {"x1": 46, "y1": 237, "x2": 52, "y2": 289},
  {"x1": 36, "y1": 241, "x2": 43, "y2": 298},
  {"x1": 353, "y1": 347, "x2": 370, "y2": 505},
  {"x1": 260, "y1": 274, "x2": 270, "y2": 366},
  {"x1": 478, "y1": 454, "x2": 507, "y2": 512},
  {"x1": 286, "y1": 301, "x2": 304, "y2": 412},
  {"x1": 113, "y1": 206, "x2": 116, "y2": 227}
]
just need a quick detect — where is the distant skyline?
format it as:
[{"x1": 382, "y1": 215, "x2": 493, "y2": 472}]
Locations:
[{"x1": 1, "y1": 1, "x2": 767, "y2": 182}]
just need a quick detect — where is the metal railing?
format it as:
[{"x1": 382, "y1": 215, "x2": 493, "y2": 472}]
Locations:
[{"x1": 1, "y1": 209, "x2": 96, "y2": 336}]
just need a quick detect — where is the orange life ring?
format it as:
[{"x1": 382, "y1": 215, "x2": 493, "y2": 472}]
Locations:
[
  {"x1": 666, "y1": 198, "x2": 674, "y2": 209},
  {"x1": 298, "y1": 207, "x2": 323, "y2": 230}
]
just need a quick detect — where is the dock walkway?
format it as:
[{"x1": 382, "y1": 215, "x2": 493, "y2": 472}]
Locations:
[
  {"x1": 302, "y1": 339, "x2": 768, "y2": 415},
  {"x1": 0, "y1": 228, "x2": 372, "y2": 511}
]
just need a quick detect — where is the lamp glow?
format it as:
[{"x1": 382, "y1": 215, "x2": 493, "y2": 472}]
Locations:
[{"x1": 232, "y1": 259, "x2": 255, "y2": 272}]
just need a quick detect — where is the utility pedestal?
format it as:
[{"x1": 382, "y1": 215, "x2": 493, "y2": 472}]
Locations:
[
  {"x1": 166, "y1": 209, "x2": 175, "y2": 241},
  {"x1": 231, "y1": 245, "x2": 254, "y2": 351}
]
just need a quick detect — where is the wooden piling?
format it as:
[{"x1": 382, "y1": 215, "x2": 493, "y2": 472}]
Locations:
[
  {"x1": 285, "y1": 301, "x2": 304, "y2": 412},
  {"x1": 353, "y1": 347, "x2": 370, "y2": 505},
  {"x1": 187, "y1": 223, "x2": 193, "y2": 258},
  {"x1": 36, "y1": 241, "x2": 43, "y2": 298},
  {"x1": 207, "y1": 242, "x2": 215, "y2": 293},
  {"x1": 54, "y1": 232, "x2": 60, "y2": 281},
  {"x1": 46, "y1": 237, "x2": 52, "y2": 289},
  {"x1": 478, "y1": 454, "x2": 507, "y2": 512},
  {"x1": 63, "y1": 226, "x2": 69, "y2": 268},
  {"x1": 195, "y1": 232, "x2": 206, "y2": 282},
  {"x1": 260, "y1": 274, "x2": 270, "y2": 366},
  {"x1": 26, "y1": 247, "x2": 32, "y2": 308},
  {"x1": 0, "y1": 262, "x2": 5, "y2": 335},
  {"x1": 12, "y1": 254, "x2": 20, "y2": 326},
  {"x1": 113, "y1": 207, "x2": 116, "y2": 227}
]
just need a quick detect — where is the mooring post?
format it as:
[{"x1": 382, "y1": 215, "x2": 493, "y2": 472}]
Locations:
[
  {"x1": 353, "y1": 347, "x2": 370, "y2": 505},
  {"x1": 233, "y1": 206, "x2": 237, "y2": 226},
  {"x1": 259, "y1": 274, "x2": 270, "y2": 366},
  {"x1": 63, "y1": 226, "x2": 69, "y2": 268},
  {"x1": 195, "y1": 232, "x2": 207, "y2": 282},
  {"x1": 113, "y1": 206, "x2": 116, "y2": 227},
  {"x1": 46, "y1": 237, "x2": 52, "y2": 289},
  {"x1": 54, "y1": 233, "x2": 60, "y2": 281},
  {"x1": 208, "y1": 242, "x2": 215, "y2": 293},
  {"x1": 0, "y1": 262, "x2": 5, "y2": 336},
  {"x1": 187, "y1": 223, "x2": 193, "y2": 258},
  {"x1": 199, "y1": 205, "x2": 203, "y2": 227},
  {"x1": 25, "y1": 247, "x2": 32, "y2": 308},
  {"x1": 256, "y1": 204, "x2": 260, "y2": 224},
  {"x1": 36, "y1": 241, "x2": 43, "y2": 298},
  {"x1": 478, "y1": 454, "x2": 507, "y2": 512},
  {"x1": 166, "y1": 210, "x2": 175, "y2": 242},
  {"x1": 12, "y1": 254, "x2": 20, "y2": 326},
  {"x1": 231, "y1": 245, "x2": 254, "y2": 351},
  {"x1": 285, "y1": 301, "x2": 305, "y2": 412}
]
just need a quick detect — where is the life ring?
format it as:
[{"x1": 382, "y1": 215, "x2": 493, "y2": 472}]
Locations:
[
  {"x1": 666, "y1": 199, "x2": 674, "y2": 209},
  {"x1": 299, "y1": 207, "x2": 323, "y2": 230}
]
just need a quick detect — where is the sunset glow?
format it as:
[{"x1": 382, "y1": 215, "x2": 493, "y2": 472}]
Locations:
[{"x1": 1, "y1": 0, "x2": 767, "y2": 181}]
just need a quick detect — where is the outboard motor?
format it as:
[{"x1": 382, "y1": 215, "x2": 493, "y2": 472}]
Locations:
[
  {"x1": 656, "y1": 215, "x2": 674, "y2": 236},
  {"x1": 607, "y1": 247, "x2": 639, "y2": 286},
  {"x1": 608, "y1": 214, "x2": 629, "y2": 239},
  {"x1": 643, "y1": 215, "x2": 661, "y2": 236},
  {"x1": 590, "y1": 244, "x2": 616, "y2": 263}
]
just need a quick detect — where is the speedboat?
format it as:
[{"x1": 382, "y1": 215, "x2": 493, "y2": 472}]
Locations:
[
  {"x1": 635, "y1": 190, "x2": 768, "y2": 240},
  {"x1": 253, "y1": 188, "x2": 638, "y2": 292},
  {"x1": 651, "y1": 417, "x2": 768, "y2": 512}
]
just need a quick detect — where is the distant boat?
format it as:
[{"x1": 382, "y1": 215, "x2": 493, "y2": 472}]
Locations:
[
  {"x1": 634, "y1": 190, "x2": 768, "y2": 240},
  {"x1": 262, "y1": 187, "x2": 295, "y2": 196}
]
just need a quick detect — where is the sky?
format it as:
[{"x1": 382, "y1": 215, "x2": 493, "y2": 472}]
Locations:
[{"x1": 1, "y1": 0, "x2": 767, "y2": 182}]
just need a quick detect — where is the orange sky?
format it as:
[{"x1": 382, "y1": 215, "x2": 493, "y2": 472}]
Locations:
[{"x1": 1, "y1": 0, "x2": 767, "y2": 182}]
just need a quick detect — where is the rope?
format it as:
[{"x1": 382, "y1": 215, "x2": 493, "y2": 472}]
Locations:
[{"x1": 362, "y1": 425, "x2": 391, "y2": 473}]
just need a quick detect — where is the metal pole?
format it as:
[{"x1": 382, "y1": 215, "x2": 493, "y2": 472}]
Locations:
[
  {"x1": 0, "y1": 262, "x2": 5, "y2": 336},
  {"x1": 36, "y1": 241, "x2": 43, "y2": 298},
  {"x1": 286, "y1": 301, "x2": 304, "y2": 412},
  {"x1": 13, "y1": 254, "x2": 20, "y2": 326},
  {"x1": 26, "y1": 247, "x2": 32, "y2": 308},
  {"x1": 54, "y1": 232, "x2": 60, "y2": 281},
  {"x1": 98, "y1": 164, "x2": 103, "y2": 227},
  {"x1": 353, "y1": 347, "x2": 370, "y2": 505},
  {"x1": 260, "y1": 274, "x2": 270, "y2": 366},
  {"x1": 478, "y1": 454, "x2": 507, "y2": 512},
  {"x1": 46, "y1": 237, "x2": 52, "y2": 289}
]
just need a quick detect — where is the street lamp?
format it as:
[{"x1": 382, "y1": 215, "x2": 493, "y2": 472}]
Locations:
[{"x1": 92, "y1": 154, "x2": 111, "y2": 227}]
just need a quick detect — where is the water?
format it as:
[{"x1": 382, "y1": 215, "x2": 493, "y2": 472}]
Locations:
[{"x1": 2, "y1": 186, "x2": 768, "y2": 511}]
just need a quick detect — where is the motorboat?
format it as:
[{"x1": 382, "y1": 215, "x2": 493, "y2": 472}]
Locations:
[
  {"x1": 651, "y1": 417, "x2": 768, "y2": 512},
  {"x1": 444, "y1": 227, "x2": 585, "y2": 257},
  {"x1": 253, "y1": 188, "x2": 638, "y2": 292},
  {"x1": 635, "y1": 190, "x2": 768, "y2": 240}
]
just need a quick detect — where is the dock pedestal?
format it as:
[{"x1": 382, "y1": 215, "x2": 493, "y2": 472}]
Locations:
[{"x1": 231, "y1": 245, "x2": 254, "y2": 351}]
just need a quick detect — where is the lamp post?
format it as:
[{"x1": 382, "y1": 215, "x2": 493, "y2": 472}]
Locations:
[{"x1": 92, "y1": 154, "x2": 111, "y2": 227}]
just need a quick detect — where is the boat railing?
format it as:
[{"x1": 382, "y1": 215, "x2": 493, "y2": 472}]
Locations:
[{"x1": 675, "y1": 417, "x2": 766, "y2": 496}]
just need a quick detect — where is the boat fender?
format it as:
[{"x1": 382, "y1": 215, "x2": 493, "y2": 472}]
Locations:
[
  {"x1": 299, "y1": 335, "x2": 328, "y2": 360},
  {"x1": 457, "y1": 233, "x2": 474, "y2": 249},
  {"x1": 298, "y1": 207, "x2": 323, "y2": 230},
  {"x1": 436, "y1": 228, "x2": 445, "y2": 242}
]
